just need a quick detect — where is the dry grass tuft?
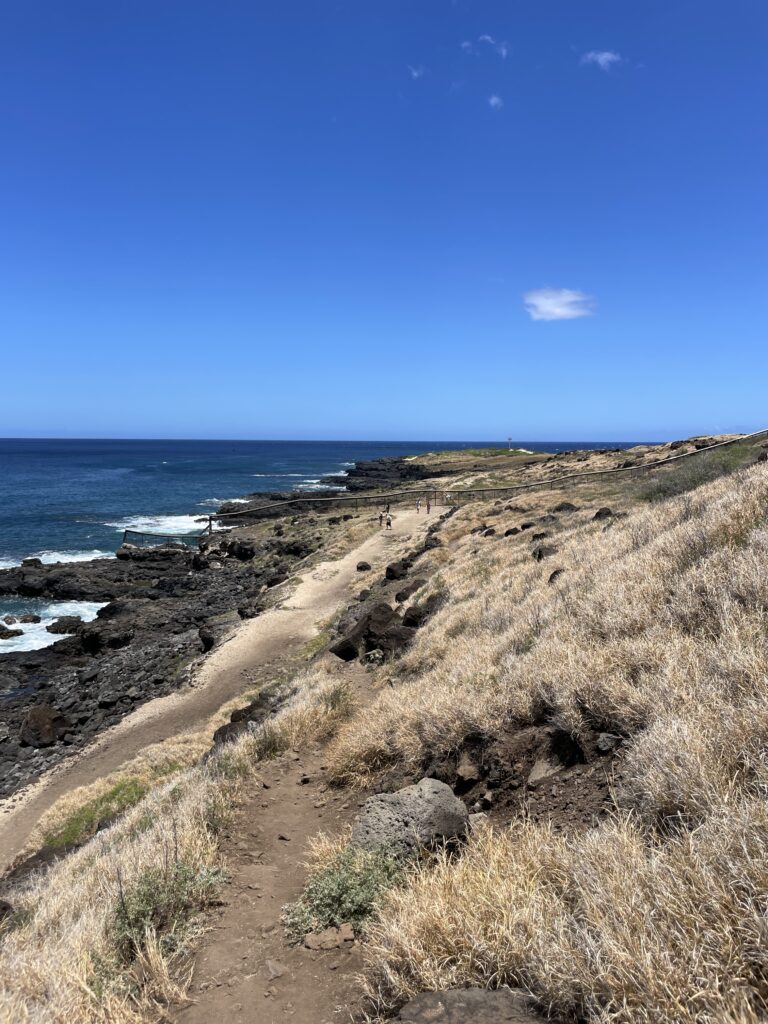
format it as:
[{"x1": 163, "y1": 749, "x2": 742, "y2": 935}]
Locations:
[
  {"x1": 333, "y1": 462, "x2": 768, "y2": 1021},
  {"x1": 0, "y1": 661, "x2": 358, "y2": 1022}
]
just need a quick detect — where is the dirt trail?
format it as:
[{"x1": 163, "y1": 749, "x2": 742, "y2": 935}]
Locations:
[
  {"x1": 175, "y1": 518, "x2": 427, "y2": 1024},
  {"x1": 0, "y1": 509, "x2": 425, "y2": 871},
  {"x1": 176, "y1": 691, "x2": 369, "y2": 1024}
]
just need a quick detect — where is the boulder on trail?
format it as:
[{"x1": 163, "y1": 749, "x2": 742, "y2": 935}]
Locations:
[
  {"x1": 211, "y1": 690, "x2": 280, "y2": 746},
  {"x1": 329, "y1": 602, "x2": 416, "y2": 662},
  {"x1": 356, "y1": 561, "x2": 371, "y2": 572},
  {"x1": 350, "y1": 778, "x2": 468, "y2": 856},
  {"x1": 385, "y1": 559, "x2": 411, "y2": 581},
  {"x1": 395, "y1": 987, "x2": 543, "y2": 1023},
  {"x1": 402, "y1": 593, "x2": 442, "y2": 629},
  {"x1": 20, "y1": 704, "x2": 71, "y2": 747}
]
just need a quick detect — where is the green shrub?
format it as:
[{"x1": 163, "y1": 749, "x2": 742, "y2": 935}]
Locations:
[
  {"x1": 113, "y1": 860, "x2": 222, "y2": 963},
  {"x1": 282, "y1": 846, "x2": 402, "y2": 941}
]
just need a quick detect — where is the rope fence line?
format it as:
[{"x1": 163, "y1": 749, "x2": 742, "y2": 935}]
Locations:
[
  {"x1": 121, "y1": 429, "x2": 768, "y2": 548},
  {"x1": 209, "y1": 427, "x2": 768, "y2": 522}
]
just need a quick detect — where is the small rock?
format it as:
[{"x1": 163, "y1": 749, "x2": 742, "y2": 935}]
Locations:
[
  {"x1": 596, "y1": 732, "x2": 622, "y2": 754},
  {"x1": 356, "y1": 561, "x2": 371, "y2": 572},
  {"x1": 456, "y1": 753, "x2": 481, "y2": 783},
  {"x1": 527, "y1": 758, "x2": 562, "y2": 788},
  {"x1": 264, "y1": 959, "x2": 286, "y2": 980},
  {"x1": 593, "y1": 507, "x2": 614, "y2": 520}
]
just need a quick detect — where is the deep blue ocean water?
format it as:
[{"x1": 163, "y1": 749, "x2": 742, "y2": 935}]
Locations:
[{"x1": 0, "y1": 438, "x2": 644, "y2": 568}]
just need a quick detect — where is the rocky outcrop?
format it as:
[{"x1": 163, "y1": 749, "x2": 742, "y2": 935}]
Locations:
[
  {"x1": 350, "y1": 778, "x2": 469, "y2": 856},
  {"x1": 329, "y1": 602, "x2": 416, "y2": 662},
  {"x1": 211, "y1": 690, "x2": 283, "y2": 747},
  {"x1": 0, "y1": 513, "x2": 331, "y2": 797},
  {"x1": 46, "y1": 616, "x2": 84, "y2": 636}
]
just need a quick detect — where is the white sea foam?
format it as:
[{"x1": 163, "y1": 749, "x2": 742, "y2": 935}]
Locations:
[
  {"x1": 0, "y1": 600, "x2": 107, "y2": 654},
  {"x1": 252, "y1": 473, "x2": 304, "y2": 478},
  {"x1": 36, "y1": 549, "x2": 115, "y2": 564},
  {"x1": 0, "y1": 550, "x2": 115, "y2": 570},
  {"x1": 197, "y1": 497, "x2": 250, "y2": 507},
  {"x1": 104, "y1": 514, "x2": 213, "y2": 534}
]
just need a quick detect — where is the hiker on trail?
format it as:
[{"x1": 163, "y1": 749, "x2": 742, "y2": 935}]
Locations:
[
  {"x1": 386, "y1": 513, "x2": 392, "y2": 530},
  {"x1": 426, "y1": 498, "x2": 431, "y2": 514},
  {"x1": 385, "y1": 502, "x2": 390, "y2": 514},
  {"x1": 416, "y1": 498, "x2": 421, "y2": 514},
  {"x1": 378, "y1": 511, "x2": 384, "y2": 528}
]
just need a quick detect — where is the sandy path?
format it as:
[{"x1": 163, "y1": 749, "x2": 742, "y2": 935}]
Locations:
[{"x1": 0, "y1": 509, "x2": 426, "y2": 871}]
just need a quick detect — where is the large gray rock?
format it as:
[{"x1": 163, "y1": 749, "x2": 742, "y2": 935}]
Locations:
[
  {"x1": 395, "y1": 988, "x2": 543, "y2": 1022},
  {"x1": 350, "y1": 778, "x2": 469, "y2": 855}
]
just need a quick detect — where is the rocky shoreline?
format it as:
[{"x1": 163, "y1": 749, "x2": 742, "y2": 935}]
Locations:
[
  {"x1": 0, "y1": 451, "x2": 436, "y2": 799},
  {"x1": 0, "y1": 511, "x2": 343, "y2": 797}
]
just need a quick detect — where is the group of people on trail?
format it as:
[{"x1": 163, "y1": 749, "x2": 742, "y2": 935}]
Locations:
[{"x1": 378, "y1": 495, "x2": 432, "y2": 529}]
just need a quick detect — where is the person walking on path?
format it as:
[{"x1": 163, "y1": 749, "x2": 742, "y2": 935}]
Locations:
[
  {"x1": 416, "y1": 498, "x2": 421, "y2": 514},
  {"x1": 426, "y1": 498, "x2": 431, "y2": 514},
  {"x1": 386, "y1": 513, "x2": 392, "y2": 530},
  {"x1": 385, "y1": 502, "x2": 390, "y2": 514},
  {"x1": 378, "y1": 511, "x2": 384, "y2": 528}
]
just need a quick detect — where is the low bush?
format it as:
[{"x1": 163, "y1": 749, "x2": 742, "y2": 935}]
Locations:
[
  {"x1": 114, "y1": 859, "x2": 222, "y2": 963},
  {"x1": 282, "y1": 844, "x2": 402, "y2": 942}
]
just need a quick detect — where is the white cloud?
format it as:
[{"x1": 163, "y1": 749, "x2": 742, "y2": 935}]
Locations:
[
  {"x1": 478, "y1": 34, "x2": 508, "y2": 59},
  {"x1": 461, "y1": 40, "x2": 475, "y2": 54},
  {"x1": 580, "y1": 50, "x2": 622, "y2": 71},
  {"x1": 523, "y1": 288, "x2": 595, "y2": 321},
  {"x1": 488, "y1": 94, "x2": 504, "y2": 110},
  {"x1": 407, "y1": 64, "x2": 425, "y2": 79}
]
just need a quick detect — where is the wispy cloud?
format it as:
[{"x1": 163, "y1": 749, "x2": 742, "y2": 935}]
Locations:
[
  {"x1": 488, "y1": 95, "x2": 504, "y2": 110},
  {"x1": 523, "y1": 288, "x2": 595, "y2": 321},
  {"x1": 580, "y1": 50, "x2": 622, "y2": 71},
  {"x1": 479, "y1": 34, "x2": 508, "y2": 59},
  {"x1": 462, "y1": 35, "x2": 508, "y2": 59},
  {"x1": 407, "y1": 64, "x2": 425, "y2": 80}
]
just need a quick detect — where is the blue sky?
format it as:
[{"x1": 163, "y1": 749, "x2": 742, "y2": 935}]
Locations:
[{"x1": 1, "y1": 1, "x2": 766, "y2": 441}]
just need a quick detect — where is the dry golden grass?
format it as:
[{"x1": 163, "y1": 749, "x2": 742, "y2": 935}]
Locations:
[
  {"x1": 319, "y1": 462, "x2": 768, "y2": 1021},
  {"x1": 0, "y1": 661, "x2": 357, "y2": 1023}
]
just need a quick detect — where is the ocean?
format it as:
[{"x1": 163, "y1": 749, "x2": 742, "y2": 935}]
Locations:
[{"x1": 0, "y1": 437, "x2": 644, "y2": 569}]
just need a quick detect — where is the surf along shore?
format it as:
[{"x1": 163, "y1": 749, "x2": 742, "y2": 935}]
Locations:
[{"x1": 2, "y1": 433, "x2": 766, "y2": 1024}]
